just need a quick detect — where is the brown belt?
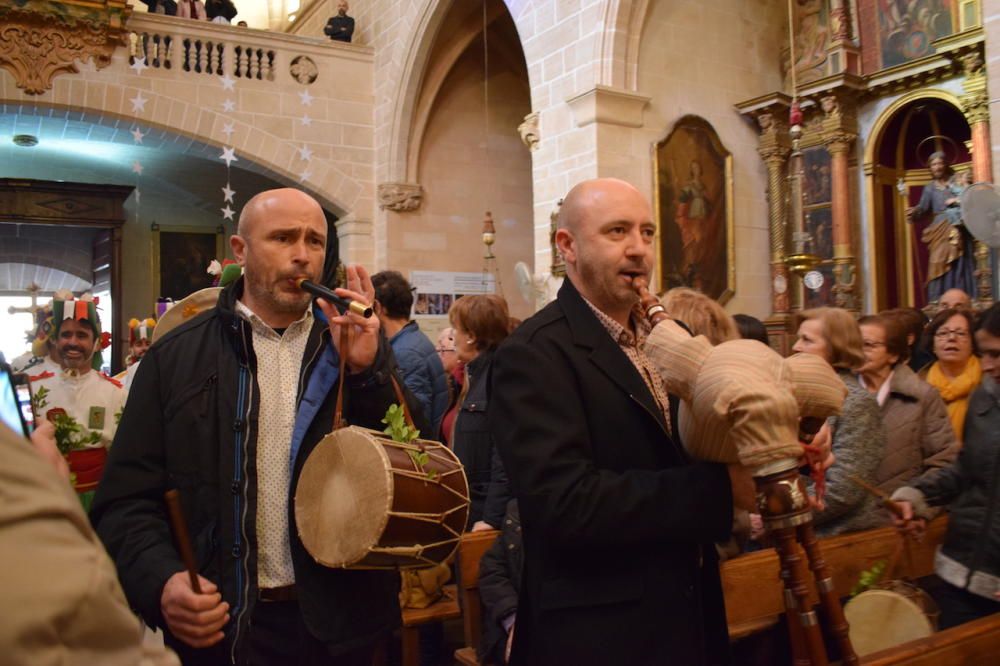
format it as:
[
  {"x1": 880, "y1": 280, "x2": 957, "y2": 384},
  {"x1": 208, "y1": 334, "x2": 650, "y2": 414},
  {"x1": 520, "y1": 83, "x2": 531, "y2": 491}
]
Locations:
[{"x1": 258, "y1": 585, "x2": 297, "y2": 602}]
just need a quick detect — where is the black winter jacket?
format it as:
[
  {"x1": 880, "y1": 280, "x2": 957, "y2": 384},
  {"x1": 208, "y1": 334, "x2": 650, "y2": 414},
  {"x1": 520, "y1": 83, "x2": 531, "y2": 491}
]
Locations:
[
  {"x1": 452, "y1": 349, "x2": 509, "y2": 528},
  {"x1": 92, "y1": 278, "x2": 420, "y2": 665},
  {"x1": 895, "y1": 377, "x2": 1000, "y2": 600}
]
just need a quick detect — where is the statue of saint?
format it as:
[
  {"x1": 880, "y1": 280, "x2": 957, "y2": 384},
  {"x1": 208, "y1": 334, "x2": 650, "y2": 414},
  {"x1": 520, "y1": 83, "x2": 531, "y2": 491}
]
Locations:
[{"x1": 906, "y1": 151, "x2": 976, "y2": 303}]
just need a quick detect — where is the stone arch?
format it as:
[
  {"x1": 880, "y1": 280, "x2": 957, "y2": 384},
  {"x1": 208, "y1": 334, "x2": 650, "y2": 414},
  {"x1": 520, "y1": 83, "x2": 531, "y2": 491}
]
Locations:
[
  {"x1": 388, "y1": 0, "x2": 533, "y2": 184},
  {"x1": 0, "y1": 85, "x2": 359, "y2": 219},
  {"x1": 595, "y1": 0, "x2": 651, "y2": 91}
]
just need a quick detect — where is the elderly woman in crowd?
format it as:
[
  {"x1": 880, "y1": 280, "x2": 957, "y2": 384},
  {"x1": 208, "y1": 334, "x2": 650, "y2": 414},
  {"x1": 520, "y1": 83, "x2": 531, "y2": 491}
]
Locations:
[
  {"x1": 793, "y1": 307, "x2": 887, "y2": 536},
  {"x1": 893, "y1": 302, "x2": 1000, "y2": 629},
  {"x1": 857, "y1": 313, "x2": 957, "y2": 496},
  {"x1": 920, "y1": 308, "x2": 982, "y2": 443},
  {"x1": 449, "y1": 295, "x2": 511, "y2": 531}
]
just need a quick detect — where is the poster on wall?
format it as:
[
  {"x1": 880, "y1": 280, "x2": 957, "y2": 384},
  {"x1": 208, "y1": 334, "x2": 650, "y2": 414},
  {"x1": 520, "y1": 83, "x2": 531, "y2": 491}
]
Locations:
[
  {"x1": 410, "y1": 271, "x2": 496, "y2": 317},
  {"x1": 409, "y1": 270, "x2": 497, "y2": 344}
]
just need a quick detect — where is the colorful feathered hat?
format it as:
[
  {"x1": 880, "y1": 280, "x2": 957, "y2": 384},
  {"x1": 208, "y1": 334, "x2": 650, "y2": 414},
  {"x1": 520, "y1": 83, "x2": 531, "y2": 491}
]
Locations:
[
  {"x1": 128, "y1": 317, "x2": 157, "y2": 345},
  {"x1": 51, "y1": 292, "x2": 110, "y2": 370}
]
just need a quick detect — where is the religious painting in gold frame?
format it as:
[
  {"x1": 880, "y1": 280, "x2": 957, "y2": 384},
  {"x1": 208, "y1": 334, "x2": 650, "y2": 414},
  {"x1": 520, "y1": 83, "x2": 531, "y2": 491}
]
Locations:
[
  {"x1": 653, "y1": 115, "x2": 734, "y2": 303},
  {"x1": 150, "y1": 224, "x2": 225, "y2": 302}
]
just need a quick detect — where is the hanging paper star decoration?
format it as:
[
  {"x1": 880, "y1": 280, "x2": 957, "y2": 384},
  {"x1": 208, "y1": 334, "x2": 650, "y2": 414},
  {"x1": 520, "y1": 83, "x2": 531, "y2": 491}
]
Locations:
[
  {"x1": 221, "y1": 122, "x2": 235, "y2": 139},
  {"x1": 221, "y1": 205, "x2": 235, "y2": 221},
  {"x1": 299, "y1": 114, "x2": 312, "y2": 127},
  {"x1": 222, "y1": 183, "x2": 235, "y2": 203},
  {"x1": 130, "y1": 57, "x2": 148, "y2": 76},
  {"x1": 298, "y1": 90, "x2": 314, "y2": 106},
  {"x1": 222, "y1": 99, "x2": 236, "y2": 113},
  {"x1": 220, "y1": 146, "x2": 238, "y2": 167},
  {"x1": 131, "y1": 127, "x2": 145, "y2": 144},
  {"x1": 131, "y1": 161, "x2": 144, "y2": 175},
  {"x1": 298, "y1": 145, "x2": 313, "y2": 161},
  {"x1": 219, "y1": 74, "x2": 236, "y2": 91},
  {"x1": 129, "y1": 92, "x2": 148, "y2": 113}
]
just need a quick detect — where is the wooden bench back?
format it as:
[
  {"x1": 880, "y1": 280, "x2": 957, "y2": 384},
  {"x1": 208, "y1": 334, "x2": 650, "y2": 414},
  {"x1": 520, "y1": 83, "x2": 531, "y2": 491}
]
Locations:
[
  {"x1": 457, "y1": 529, "x2": 500, "y2": 652},
  {"x1": 721, "y1": 517, "x2": 948, "y2": 633}
]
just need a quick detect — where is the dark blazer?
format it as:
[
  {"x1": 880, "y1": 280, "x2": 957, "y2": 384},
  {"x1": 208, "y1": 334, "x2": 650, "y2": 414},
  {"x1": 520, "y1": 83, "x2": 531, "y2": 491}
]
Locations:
[{"x1": 488, "y1": 279, "x2": 734, "y2": 666}]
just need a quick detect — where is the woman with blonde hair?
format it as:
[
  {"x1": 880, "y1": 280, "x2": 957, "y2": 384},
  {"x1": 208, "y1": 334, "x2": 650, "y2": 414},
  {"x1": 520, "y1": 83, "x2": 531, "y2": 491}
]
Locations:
[
  {"x1": 793, "y1": 307, "x2": 888, "y2": 535},
  {"x1": 661, "y1": 287, "x2": 739, "y2": 345}
]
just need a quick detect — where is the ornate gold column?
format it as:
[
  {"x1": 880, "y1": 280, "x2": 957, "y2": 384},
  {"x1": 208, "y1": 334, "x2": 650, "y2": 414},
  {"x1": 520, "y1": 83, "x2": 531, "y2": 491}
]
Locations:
[
  {"x1": 821, "y1": 94, "x2": 859, "y2": 311},
  {"x1": 959, "y1": 49, "x2": 991, "y2": 182},
  {"x1": 757, "y1": 112, "x2": 793, "y2": 315},
  {"x1": 957, "y1": 46, "x2": 995, "y2": 305}
]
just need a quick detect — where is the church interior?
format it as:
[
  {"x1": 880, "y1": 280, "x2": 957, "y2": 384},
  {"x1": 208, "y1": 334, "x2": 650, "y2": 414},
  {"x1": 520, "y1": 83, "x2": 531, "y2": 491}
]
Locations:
[
  {"x1": 2, "y1": 0, "x2": 1000, "y2": 664},
  {"x1": 3, "y1": 0, "x2": 998, "y2": 366}
]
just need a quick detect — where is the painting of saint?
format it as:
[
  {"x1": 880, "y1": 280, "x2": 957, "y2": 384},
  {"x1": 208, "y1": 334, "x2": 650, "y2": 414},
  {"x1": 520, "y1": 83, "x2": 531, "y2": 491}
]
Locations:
[
  {"x1": 654, "y1": 116, "x2": 733, "y2": 302},
  {"x1": 803, "y1": 147, "x2": 832, "y2": 206},
  {"x1": 879, "y1": 0, "x2": 955, "y2": 68},
  {"x1": 158, "y1": 230, "x2": 218, "y2": 300}
]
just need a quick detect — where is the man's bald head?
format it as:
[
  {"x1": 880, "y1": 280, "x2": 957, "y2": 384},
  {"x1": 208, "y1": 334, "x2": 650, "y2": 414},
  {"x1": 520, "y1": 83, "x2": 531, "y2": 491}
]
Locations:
[
  {"x1": 237, "y1": 188, "x2": 326, "y2": 239},
  {"x1": 939, "y1": 288, "x2": 971, "y2": 310},
  {"x1": 553, "y1": 178, "x2": 655, "y2": 326},
  {"x1": 557, "y1": 178, "x2": 647, "y2": 233}
]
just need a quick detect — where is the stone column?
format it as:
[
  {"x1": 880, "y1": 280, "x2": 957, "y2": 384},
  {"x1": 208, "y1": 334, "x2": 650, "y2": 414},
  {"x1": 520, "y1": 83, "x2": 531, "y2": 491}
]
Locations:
[
  {"x1": 757, "y1": 112, "x2": 792, "y2": 315},
  {"x1": 821, "y1": 94, "x2": 858, "y2": 311},
  {"x1": 335, "y1": 216, "x2": 375, "y2": 268}
]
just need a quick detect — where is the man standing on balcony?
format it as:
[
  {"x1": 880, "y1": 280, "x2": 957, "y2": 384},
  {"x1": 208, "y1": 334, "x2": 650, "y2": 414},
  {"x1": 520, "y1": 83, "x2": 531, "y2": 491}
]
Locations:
[
  {"x1": 324, "y1": 1, "x2": 355, "y2": 43},
  {"x1": 141, "y1": 0, "x2": 178, "y2": 15}
]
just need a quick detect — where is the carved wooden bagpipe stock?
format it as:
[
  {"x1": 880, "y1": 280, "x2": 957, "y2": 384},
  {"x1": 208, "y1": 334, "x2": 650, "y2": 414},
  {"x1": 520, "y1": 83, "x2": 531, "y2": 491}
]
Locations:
[{"x1": 633, "y1": 277, "x2": 857, "y2": 665}]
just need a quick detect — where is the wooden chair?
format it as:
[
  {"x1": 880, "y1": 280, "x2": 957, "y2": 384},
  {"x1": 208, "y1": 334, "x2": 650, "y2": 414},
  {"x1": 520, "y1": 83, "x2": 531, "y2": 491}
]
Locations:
[
  {"x1": 451, "y1": 530, "x2": 501, "y2": 666},
  {"x1": 400, "y1": 583, "x2": 461, "y2": 666}
]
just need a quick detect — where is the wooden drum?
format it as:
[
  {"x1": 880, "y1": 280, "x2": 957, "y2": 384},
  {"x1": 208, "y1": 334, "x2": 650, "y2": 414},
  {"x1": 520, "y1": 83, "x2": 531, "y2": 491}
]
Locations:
[
  {"x1": 294, "y1": 426, "x2": 470, "y2": 570},
  {"x1": 844, "y1": 580, "x2": 940, "y2": 656}
]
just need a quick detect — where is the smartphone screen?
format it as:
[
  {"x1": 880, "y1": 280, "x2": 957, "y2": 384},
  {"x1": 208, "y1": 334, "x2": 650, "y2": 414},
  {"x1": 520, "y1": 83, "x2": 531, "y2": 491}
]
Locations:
[
  {"x1": 13, "y1": 376, "x2": 34, "y2": 434},
  {"x1": 0, "y1": 365, "x2": 29, "y2": 437}
]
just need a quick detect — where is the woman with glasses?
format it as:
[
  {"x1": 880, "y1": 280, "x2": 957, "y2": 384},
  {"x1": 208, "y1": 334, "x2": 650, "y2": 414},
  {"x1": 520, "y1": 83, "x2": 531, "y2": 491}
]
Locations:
[
  {"x1": 857, "y1": 314, "x2": 957, "y2": 497},
  {"x1": 920, "y1": 308, "x2": 982, "y2": 443},
  {"x1": 792, "y1": 307, "x2": 887, "y2": 536}
]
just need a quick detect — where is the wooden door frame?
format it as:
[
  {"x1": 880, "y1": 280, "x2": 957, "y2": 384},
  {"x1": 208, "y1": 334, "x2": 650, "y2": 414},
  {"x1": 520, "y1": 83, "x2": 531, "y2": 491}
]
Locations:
[{"x1": 0, "y1": 178, "x2": 132, "y2": 373}]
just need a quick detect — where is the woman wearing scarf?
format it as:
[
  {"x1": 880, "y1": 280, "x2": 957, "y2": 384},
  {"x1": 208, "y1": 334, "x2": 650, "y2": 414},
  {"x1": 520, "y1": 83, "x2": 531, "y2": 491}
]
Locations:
[{"x1": 920, "y1": 308, "x2": 982, "y2": 443}]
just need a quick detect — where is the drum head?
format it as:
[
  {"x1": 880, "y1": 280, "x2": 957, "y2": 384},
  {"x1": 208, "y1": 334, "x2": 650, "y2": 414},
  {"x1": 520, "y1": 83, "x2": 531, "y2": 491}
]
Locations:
[
  {"x1": 844, "y1": 589, "x2": 934, "y2": 656},
  {"x1": 295, "y1": 427, "x2": 393, "y2": 568}
]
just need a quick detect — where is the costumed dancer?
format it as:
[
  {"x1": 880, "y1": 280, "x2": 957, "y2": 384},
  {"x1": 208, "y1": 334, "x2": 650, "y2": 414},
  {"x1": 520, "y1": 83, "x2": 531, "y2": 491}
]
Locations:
[
  {"x1": 11, "y1": 301, "x2": 60, "y2": 376},
  {"x1": 122, "y1": 317, "x2": 157, "y2": 393},
  {"x1": 29, "y1": 293, "x2": 123, "y2": 510}
]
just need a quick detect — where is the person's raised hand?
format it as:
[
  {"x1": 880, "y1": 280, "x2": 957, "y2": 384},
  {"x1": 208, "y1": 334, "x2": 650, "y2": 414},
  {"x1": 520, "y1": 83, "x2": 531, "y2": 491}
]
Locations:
[
  {"x1": 29, "y1": 420, "x2": 70, "y2": 481},
  {"x1": 318, "y1": 264, "x2": 380, "y2": 373},
  {"x1": 892, "y1": 500, "x2": 927, "y2": 540},
  {"x1": 160, "y1": 571, "x2": 230, "y2": 648}
]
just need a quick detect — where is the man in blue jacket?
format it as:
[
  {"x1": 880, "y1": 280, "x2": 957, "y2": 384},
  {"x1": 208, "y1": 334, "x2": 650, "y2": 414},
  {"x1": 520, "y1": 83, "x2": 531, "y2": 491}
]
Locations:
[
  {"x1": 93, "y1": 189, "x2": 421, "y2": 665},
  {"x1": 372, "y1": 270, "x2": 449, "y2": 439}
]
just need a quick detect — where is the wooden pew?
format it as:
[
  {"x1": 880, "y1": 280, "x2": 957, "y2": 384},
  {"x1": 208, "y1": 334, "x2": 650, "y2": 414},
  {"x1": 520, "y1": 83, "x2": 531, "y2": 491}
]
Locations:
[
  {"x1": 452, "y1": 530, "x2": 501, "y2": 666},
  {"x1": 400, "y1": 583, "x2": 460, "y2": 666},
  {"x1": 721, "y1": 517, "x2": 948, "y2": 638}
]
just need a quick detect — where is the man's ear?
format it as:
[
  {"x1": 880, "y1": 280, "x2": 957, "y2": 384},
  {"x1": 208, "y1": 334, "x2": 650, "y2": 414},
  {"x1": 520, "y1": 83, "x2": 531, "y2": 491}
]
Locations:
[
  {"x1": 230, "y1": 234, "x2": 247, "y2": 266},
  {"x1": 555, "y1": 228, "x2": 576, "y2": 265}
]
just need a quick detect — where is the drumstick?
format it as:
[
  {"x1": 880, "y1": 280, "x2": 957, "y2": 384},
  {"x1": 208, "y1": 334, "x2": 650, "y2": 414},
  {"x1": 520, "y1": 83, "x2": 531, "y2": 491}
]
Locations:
[
  {"x1": 164, "y1": 489, "x2": 202, "y2": 594},
  {"x1": 847, "y1": 474, "x2": 906, "y2": 519}
]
